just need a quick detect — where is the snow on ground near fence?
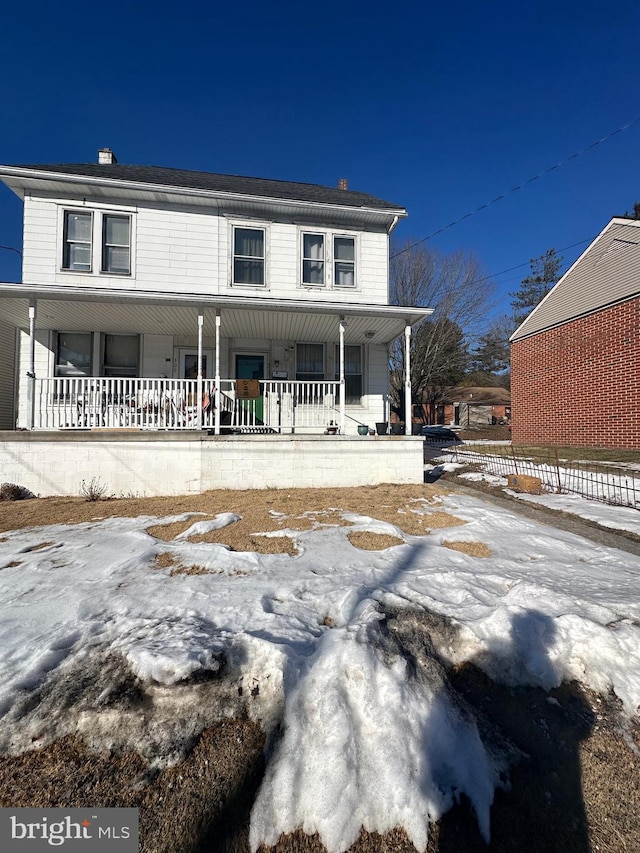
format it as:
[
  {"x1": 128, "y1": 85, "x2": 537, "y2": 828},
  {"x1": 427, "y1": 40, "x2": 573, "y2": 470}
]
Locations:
[
  {"x1": 439, "y1": 447, "x2": 640, "y2": 509},
  {"x1": 0, "y1": 493, "x2": 639, "y2": 852}
]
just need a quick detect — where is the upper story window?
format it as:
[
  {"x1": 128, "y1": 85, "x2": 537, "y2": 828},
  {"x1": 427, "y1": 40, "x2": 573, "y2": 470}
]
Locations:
[
  {"x1": 102, "y1": 215, "x2": 131, "y2": 275},
  {"x1": 61, "y1": 209, "x2": 132, "y2": 276},
  {"x1": 63, "y1": 212, "x2": 93, "y2": 271},
  {"x1": 233, "y1": 226, "x2": 265, "y2": 285},
  {"x1": 302, "y1": 233, "x2": 325, "y2": 285},
  {"x1": 334, "y1": 236, "x2": 355, "y2": 287}
]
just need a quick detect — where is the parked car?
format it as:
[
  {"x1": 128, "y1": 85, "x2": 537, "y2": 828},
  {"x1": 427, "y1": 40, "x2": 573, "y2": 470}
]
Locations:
[{"x1": 419, "y1": 425, "x2": 462, "y2": 442}]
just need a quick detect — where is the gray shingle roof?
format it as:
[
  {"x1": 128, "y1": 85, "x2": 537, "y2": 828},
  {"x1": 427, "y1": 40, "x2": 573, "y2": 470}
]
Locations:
[{"x1": 10, "y1": 163, "x2": 405, "y2": 211}]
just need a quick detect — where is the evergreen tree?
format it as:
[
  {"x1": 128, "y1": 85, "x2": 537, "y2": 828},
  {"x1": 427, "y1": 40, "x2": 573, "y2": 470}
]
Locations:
[{"x1": 510, "y1": 248, "x2": 563, "y2": 327}]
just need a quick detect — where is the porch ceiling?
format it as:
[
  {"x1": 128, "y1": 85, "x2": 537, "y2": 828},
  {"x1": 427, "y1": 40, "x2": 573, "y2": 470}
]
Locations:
[{"x1": 0, "y1": 286, "x2": 432, "y2": 345}]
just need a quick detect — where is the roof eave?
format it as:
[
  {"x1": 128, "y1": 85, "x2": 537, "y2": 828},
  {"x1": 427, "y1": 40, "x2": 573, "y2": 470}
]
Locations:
[{"x1": 0, "y1": 165, "x2": 408, "y2": 222}]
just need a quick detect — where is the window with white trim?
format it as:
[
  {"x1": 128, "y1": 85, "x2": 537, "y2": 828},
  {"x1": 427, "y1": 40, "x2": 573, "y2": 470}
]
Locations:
[
  {"x1": 296, "y1": 343, "x2": 324, "y2": 382},
  {"x1": 301, "y1": 233, "x2": 325, "y2": 285},
  {"x1": 233, "y1": 226, "x2": 265, "y2": 285},
  {"x1": 102, "y1": 215, "x2": 131, "y2": 274},
  {"x1": 102, "y1": 334, "x2": 139, "y2": 377},
  {"x1": 62, "y1": 212, "x2": 93, "y2": 271},
  {"x1": 55, "y1": 332, "x2": 93, "y2": 377},
  {"x1": 334, "y1": 236, "x2": 356, "y2": 287},
  {"x1": 335, "y1": 344, "x2": 362, "y2": 403}
]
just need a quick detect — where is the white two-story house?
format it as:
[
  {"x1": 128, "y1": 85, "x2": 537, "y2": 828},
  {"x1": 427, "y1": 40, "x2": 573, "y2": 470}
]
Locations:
[{"x1": 0, "y1": 151, "x2": 431, "y2": 495}]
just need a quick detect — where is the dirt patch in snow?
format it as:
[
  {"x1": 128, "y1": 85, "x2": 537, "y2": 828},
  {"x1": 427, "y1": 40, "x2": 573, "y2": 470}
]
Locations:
[
  {"x1": 441, "y1": 540, "x2": 492, "y2": 558},
  {"x1": 347, "y1": 531, "x2": 406, "y2": 551}
]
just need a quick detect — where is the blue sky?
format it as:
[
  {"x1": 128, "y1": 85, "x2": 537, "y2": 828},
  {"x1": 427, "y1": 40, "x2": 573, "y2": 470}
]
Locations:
[{"x1": 1, "y1": 0, "x2": 639, "y2": 322}]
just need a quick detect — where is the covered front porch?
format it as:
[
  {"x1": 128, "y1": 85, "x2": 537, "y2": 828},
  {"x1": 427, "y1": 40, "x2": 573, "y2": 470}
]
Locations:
[
  {"x1": 32, "y1": 376, "x2": 345, "y2": 434},
  {"x1": 1, "y1": 285, "x2": 432, "y2": 436}
]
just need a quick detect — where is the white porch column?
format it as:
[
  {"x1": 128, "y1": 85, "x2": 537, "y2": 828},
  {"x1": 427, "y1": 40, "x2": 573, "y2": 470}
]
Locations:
[
  {"x1": 214, "y1": 310, "x2": 221, "y2": 436},
  {"x1": 404, "y1": 323, "x2": 412, "y2": 436},
  {"x1": 27, "y1": 301, "x2": 37, "y2": 430},
  {"x1": 339, "y1": 317, "x2": 346, "y2": 435},
  {"x1": 197, "y1": 311, "x2": 204, "y2": 430}
]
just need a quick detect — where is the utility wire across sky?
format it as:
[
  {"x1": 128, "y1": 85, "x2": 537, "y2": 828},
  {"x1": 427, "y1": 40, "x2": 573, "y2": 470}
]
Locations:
[{"x1": 390, "y1": 115, "x2": 640, "y2": 260}]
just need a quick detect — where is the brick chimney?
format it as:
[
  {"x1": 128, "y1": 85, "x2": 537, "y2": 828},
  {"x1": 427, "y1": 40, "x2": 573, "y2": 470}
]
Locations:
[
  {"x1": 338, "y1": 178, "x2": 348, "y2": 190},
  {"x1": 98, "y1": 148, "x2": 118, "y2": 165}
]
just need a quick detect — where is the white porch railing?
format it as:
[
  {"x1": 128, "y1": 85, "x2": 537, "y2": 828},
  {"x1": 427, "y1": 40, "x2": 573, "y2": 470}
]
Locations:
[{"x1": 33, "y1": 378, "x2": 342, "y2": 433}]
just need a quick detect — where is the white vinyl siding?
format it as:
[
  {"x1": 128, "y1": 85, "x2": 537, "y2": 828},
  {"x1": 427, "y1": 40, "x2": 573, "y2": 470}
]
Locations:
[{"x1": 22, "y1": 196, "x2": 390, "y2": 304}]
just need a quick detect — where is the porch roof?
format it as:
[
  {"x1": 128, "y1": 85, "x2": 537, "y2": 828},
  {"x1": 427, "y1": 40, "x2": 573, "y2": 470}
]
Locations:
[{"x1": 0, "y1": 283, "x2": 432, "y2": 345}]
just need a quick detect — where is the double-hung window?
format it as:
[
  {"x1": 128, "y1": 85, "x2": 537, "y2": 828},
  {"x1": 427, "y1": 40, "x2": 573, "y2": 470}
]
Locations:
[
  {"x1": 55, "y1": 332, "x2": 93, "y2": 377},
  {"x1": 296, "y1": 343, "x2": 324, "y2": 383},
  {"x1": 103, "y1": 334, "x2": 139, "y2": 377},
  {"x1": 62, "y1": 212, "x2": 93, "y2": 271},
  {"x1": 102, "y1": 215, "x2": 131, "y2": 274},
  {"x1": 334, "y1": 236, "x2": 355, "y2": 287},
  {"x1": 335, "y1": 344, "x2": 362, "y2": 403},
  {"x1": 62, "y1": 210, "x2": 132, "y2": 275},
  {"x1": 302, "y1": 233, "x2": 325, "y2": 285},
  {"x1": 233, "y1": 227, "x2": 265, "y2": 285}
]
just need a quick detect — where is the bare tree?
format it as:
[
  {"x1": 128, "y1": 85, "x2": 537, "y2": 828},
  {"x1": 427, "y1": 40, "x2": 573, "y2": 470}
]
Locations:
[{"x1": 389, "y1": 242, "x2": 494, "y2": 420}]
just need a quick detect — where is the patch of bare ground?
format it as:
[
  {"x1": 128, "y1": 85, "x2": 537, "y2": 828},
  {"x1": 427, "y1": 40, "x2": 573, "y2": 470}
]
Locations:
[
  {"x1": 347, "y1": 531, "x2": 406, "y2": 551},
  {"x1": 0, "y1": 484, "x2": 448, "y2": 561},
  {"x1": 1, "y1": 681, "x2": 636, "y2": 853},
  {"x1": 441, "y1": 540, "x2": 492, "y2": 557},
  {"x1": 0, "y1": 719, "x2": 266, "y2": 853}
]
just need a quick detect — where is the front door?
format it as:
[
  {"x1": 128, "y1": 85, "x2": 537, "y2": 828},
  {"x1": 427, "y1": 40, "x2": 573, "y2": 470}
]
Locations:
[{"x1": 235, "y1": 354, "x2": 265, "y2": 423}]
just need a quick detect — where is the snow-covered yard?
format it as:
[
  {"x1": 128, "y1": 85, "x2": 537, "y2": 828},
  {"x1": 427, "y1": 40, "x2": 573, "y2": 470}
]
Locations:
[{"x1": 0, "y1": 485, "x2": 639, "y2": 852}]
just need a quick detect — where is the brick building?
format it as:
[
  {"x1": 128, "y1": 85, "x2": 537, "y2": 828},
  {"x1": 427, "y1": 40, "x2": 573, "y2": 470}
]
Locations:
[{"x1": 510, "y1": 217, "x2": 640, "y2": 449}]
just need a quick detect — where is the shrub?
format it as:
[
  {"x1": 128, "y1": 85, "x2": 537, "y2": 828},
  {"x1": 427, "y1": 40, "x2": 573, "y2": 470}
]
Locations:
[
  {"x1": 80, "y1": 477, "x2": 109, "y2": 502},
  {"x1": 0, "y1": 483, "x2": 36, "y2": 501}
]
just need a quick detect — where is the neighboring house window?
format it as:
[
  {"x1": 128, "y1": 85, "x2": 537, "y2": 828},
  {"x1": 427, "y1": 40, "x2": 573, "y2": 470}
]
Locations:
[
  {"x1": 102, "y1": 214, "x2": 131, "y2": 274},
  {"x1": 55, "y1": 332, "x2": 93, "y2": 377},
  {"x1": 302, "y1": 233, "x2": 325, "y2": 285},
  {"x1": 103, "y1": 334, "x2": 139, "y2": 377},
  {"x1": 233, "y1": 227, "x2": 265, "y2": 285},
  {"x1": 62, "y1": 212, "x2": 92, "y2": 271},
  {"x1": 296, "y1": 343, "x2": 324, "y2": 383},
  {"x1": 334, "y1": 236, "x2": 355, "y2": 287},
  {"x1": 335, "y1": 344, "x2": 362, "y2": 403}
]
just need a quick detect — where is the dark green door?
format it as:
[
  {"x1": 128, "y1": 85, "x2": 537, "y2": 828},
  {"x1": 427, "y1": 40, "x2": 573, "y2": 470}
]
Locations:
[{"x1": 235, "y1": 354, "x2": 265, "y2": 423}]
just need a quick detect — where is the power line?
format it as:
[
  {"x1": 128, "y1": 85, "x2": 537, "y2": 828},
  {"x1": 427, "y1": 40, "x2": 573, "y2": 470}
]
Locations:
[
  {"x1": 0, "y1": 244, "x2": 22, "y2": 257},
  {"x1": 390, "y1": 116, "x2": 640, "y2": 260}
]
